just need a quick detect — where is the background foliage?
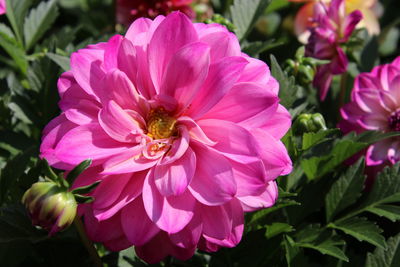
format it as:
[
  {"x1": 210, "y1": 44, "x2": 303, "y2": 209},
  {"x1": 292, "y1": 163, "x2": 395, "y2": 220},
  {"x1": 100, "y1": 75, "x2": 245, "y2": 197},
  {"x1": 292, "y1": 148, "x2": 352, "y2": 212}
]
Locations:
[{"x1": 0, "y1": 0, "x2": 399, "y2": 266}]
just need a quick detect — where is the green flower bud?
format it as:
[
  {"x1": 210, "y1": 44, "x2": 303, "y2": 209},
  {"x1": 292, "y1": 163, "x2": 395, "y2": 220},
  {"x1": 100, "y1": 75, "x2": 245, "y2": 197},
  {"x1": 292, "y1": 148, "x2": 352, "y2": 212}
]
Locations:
[
  {"x1": 205, "y1": 14, "x2": 236, "y2": 33},
  {"x1": 293, "y1": 113, "x2": 327, "y2": 135},
  {"x1": 22, "y1": 181, "x2": 77, "y2": 235}
]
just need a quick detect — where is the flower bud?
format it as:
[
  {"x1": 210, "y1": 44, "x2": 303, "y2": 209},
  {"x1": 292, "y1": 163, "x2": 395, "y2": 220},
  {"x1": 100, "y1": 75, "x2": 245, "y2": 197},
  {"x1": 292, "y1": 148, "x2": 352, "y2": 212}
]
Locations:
[
  {"x1": 293, "y1": 113, "x2": 327, "y2": 135},
  {"x1": 205, "y1": 14, "x2": 236, "y2": 33},
  {"x1": 22, "y1": 181, "x2": 77, "y2": 235}
]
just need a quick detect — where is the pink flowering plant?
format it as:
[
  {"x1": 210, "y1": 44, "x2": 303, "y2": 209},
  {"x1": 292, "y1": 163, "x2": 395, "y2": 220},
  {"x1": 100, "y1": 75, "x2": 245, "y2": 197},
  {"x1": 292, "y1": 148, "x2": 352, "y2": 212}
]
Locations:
[{"x1": 0, "y1": 0, "x2": 400, "y2": 266}]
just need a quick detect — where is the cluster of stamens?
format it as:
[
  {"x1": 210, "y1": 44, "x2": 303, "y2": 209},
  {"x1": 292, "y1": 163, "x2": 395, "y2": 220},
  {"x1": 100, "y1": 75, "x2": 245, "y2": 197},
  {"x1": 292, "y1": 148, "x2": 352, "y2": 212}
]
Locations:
[{"x1": 146, "y1": 107, "x2": 177, "y2": 140}]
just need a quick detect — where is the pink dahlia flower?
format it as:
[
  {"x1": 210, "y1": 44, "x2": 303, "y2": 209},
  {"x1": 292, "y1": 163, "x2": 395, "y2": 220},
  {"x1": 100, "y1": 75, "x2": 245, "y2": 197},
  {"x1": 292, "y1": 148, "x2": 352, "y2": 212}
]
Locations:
[
  {"x1": 340, "y1": 56, "x2": 400, "y2": 179},
  {"x1": 0, "y1": 0, "x2": 6, "y2": 15},
  {"x1": 116, "y1": 0, "x2": 194, "y2": 26},
  {"x1": 40, "y1": 12, "x2": 292, "y2": 263},
  {"x1": 289, "y1": 0, "x2": 382, "y2": 43},
  {"x1": 305, "y1": 0, "x2": 362, "y2": 101}
]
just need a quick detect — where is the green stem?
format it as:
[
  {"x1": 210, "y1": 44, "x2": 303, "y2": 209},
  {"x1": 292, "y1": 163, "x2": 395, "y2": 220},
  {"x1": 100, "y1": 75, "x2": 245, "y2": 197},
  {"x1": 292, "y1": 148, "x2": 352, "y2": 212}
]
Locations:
[{"x1": 74, "y1": 217, "x2": 103, "y2": 267}]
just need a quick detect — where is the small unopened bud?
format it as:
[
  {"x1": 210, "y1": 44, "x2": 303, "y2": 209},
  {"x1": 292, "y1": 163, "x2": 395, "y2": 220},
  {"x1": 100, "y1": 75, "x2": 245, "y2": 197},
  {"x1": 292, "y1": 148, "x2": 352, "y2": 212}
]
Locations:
[
  {"x1": 22, "y1": 181, "x2": 77, "y2": 235},
  {"x1": 293, "y1": 113, "x2": 327, "y2": 135},
  {"x1": 205, "y1": 14, "x2": 236, "y2": 33}
]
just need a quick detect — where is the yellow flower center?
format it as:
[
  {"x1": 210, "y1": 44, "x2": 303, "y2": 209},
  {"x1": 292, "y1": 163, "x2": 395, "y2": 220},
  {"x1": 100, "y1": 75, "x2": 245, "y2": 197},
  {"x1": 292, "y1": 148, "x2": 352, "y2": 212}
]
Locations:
[{"x1": 147, "y1": 107, "x2": 177, "y2": 139}]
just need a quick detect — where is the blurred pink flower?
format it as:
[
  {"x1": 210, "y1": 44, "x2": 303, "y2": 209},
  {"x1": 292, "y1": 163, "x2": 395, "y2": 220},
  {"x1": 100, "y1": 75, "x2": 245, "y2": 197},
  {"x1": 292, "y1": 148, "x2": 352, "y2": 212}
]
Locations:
[
  {"x1": 305, "y1": 0, "x2": 362, "y2": 100},
  {"x1": 116, "y1": 0, "x2": 194, "y2": 26},
  {"x1": 40, "y1": 12, "x2": 292, "y2": 263},
  {"x1": 289, "y1": 0, "x2": 382, "y2": 43},
  {"x1": 340, "y1": 56, "x2": 400, "y2": 180},
  {"x1": 0, "y1": 0, "x2": 6, "y2": 15}
]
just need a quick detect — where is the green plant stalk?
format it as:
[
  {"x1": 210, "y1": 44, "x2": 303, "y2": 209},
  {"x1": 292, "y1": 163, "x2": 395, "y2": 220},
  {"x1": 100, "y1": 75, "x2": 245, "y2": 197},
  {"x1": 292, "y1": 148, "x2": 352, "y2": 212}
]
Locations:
[{"x1": 74, "y1": 217, "x2": 103, "y2": 267}]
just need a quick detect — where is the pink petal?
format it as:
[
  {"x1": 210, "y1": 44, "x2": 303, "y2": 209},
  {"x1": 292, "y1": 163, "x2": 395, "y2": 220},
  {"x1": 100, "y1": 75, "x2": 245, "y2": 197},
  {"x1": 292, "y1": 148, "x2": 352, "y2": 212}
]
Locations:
[
  {"x1": 238, "y1": 181, "x2": 278, "y2": 212},
  {"x1": 237, "y1": 57, "x2": 277, "y2": 93},
  {"x1": 366, "y1": 139, "x2": 393, "y2": 166},
  {"x1": 342, "y1": 10, "x2": 363, "y2": 41},
  {"x1": 135, "y1": 233, "x2": 170, "y2": 264},
  {"x1": 92, "y1": 173, "x2": 132, "y2": 212},
  {"x1": 143, "y1": 170, "x2": 195, "y2": 233},
  {"x1": 103, "y1": 235, "x2": 132, "y2": 252},
  {"x1": 202, "y1": 82, "x2": 279, "y2": 123},
  {"x1": 84, "y1": 209, "x2": 123, "y2": 243},
  {"x1": 177, "y1": 117, "x2": 216, "y2": 146},
  {"x1": 58, "y1": 71, "x2": 75, "y2": 97},
  {"x1": 199, "y1": 30, "x2": 241, "y2": 62},
  {"x1": 148, "y1": 12, "x2": 198, "y2": 92},
  {"x1": 359, "y1": 113, "x2": 388, "y2": 130},
  {"x1": 135, "y1": 232, "x2": 196, "y2": 264},
  {"x1": 121, "y1": 196, "x2": 160, "y2": 246},
  {"x1": 159, "y1": 125, "x2": 190, "y2": 165},
  {"x1": 98, "y1": 100, "x2": 144, "y2": 143},
  {"x1": 154, "y1": 147, "x2": 196, "y2": 196},
  {"x1": 125, "y1": 18, "x2": 152, "y2": 42},
  {"x1": 256, "y1": 104, "x2": 291, "y2": 139},
  {"x1": 231, "y1": 159, "x2": 267, "y2": 197},
  {"x1": 102, "y1": 147, "x2": 158, "y2": 174},
  {"x1": 189, "y1": 142, "x2": 236, "y2": 205},
  {"x1": 169, "y1": 212, "x2": 202, "y2": 249},
  {"x1": 93, "y1": 170, "x2": 146, "y2": 220},
  {"x1": 314, "y1": 65, "x2": 333, "y2": 101},
  {"x1": 252, "y1": 129, "x2": 292, "y2": 181},
  {"x1": 116, "y1": 39, "x2": 139, "y2": 94},
  {"x1": 63, "y1": 99, "x2": 100, "y2": 125},
  {"x1": 100, "y1": 69, "x2": 144, "y2": 111},
  {"x1": 160, "y1": 42, "x2": 210, "y2": 111},
  {"x1": 203, "y1": 199, "x2": 244, "y2": 247},
  {"x1": 40, "y1": 114, "x2": 77, "y2": 169},
  {"x1": 104, "y1": 35, "x2": 123, "y2": 71},
  {"x1": 354, "y1": 89, "x2": 390, "y2": 114},
  {"x1": 197, "y1": 119, "x2": 261, "y2": 162},
  {"x1": 70, "y1": 48, "x2": 105, "y2": 100},
  {"x1": 70, "y1": 165, "x2": 103, "y2": 190},
  {"x1": 133, "y1": 46, "x2": 157, "y2": 99},
  {"x1": 187, "y1": 56, "x2": 249, "y2": 119},
  {"x1": 54, "y1": 123, "x2": 130, "y2": 165},
  {"x1": 200, "y1": 204, "x2": 232, "y2": 240}
]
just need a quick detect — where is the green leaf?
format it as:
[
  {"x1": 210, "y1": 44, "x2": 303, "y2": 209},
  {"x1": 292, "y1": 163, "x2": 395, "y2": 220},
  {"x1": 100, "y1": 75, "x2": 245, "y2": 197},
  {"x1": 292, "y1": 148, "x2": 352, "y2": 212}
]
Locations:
[
  {"x1": 230, "y1": 0, "x2": 271, "y2": 41},
  {"x1": 0, "y1": 204, "x2": 46, "y2": 243},
  {"x1": 363, "y1": 163, "x2": 400, "y2": 206},
  {"x1": 302, "y1": 129, "x2": 340, "y2": 151},
  {"x1": 46, "y1": 52, "x2": 70, "y2": 71},
  {"x1": 365, "y1": 204, "x2": 400, "y2": 222},
  {"x1": 71, "y1": 181, "x2": 101, "y2": 195},
  {"x1": 66, "y1": 159, "x2": 92, "y2": 185},
  {"x1": 241, "y1": 40, "x2": 283, "y2": 57},
  {"x1": 365, "y1": 233, "x2": 400, "y2": 267},
  {"x1": 5, "y1": 0, "x2": 33, "y2": 45},
  {"x1": 300, "y1": 131, "x2": 400, "y2": 180},
  {"x1": 270, "y1": 54, "x2": 298, "y2": 109},
  {"x1": 265, "y1": 0, "x2": 289, "y2": 13},
  {"x1": 265, "y1": 223, "x2": 294, "y2": 239},
  {"x1": 283, "y1": 235, "x2": 303, "y2": 267},
  {"x1": 329, "y1": 217, "x2": 386, "y2": 248},
  {"x1": 325, "y1": 158, "x2": 366, "y2": 222},
  {"x1": 0, "y1": 23, "x2": 28, "y2": 74},
  {"x1": 248, "y1": 199, "x2": 300, "y2": 226},
  {"x1": 0, "y1": 146, "x2": 36, "y2": 205},
  {"x1": 74, "y1": 194, "x2": 94, "y2": 204},
  {"x1": 24, "y1": 0, "x2": 59, "y2": 50},
  {"x1": 295, "y1": 226, "x2": 348, "y2": 262}
]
